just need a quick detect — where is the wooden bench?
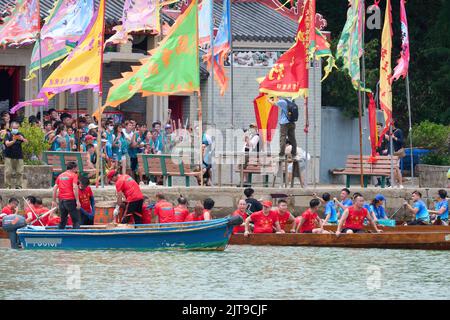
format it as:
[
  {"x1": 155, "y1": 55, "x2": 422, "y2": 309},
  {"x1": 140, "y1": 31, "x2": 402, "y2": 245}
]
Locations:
[
  {"x1": 235, "y1": 154, "x2": 278, "y2": 187},
  {"x1": 137, "y1": 154, "x2": 202, "y2": 187},
  {"x1": 332, "y1": 155, "x2": 399, "y2": 188},
  {"x1": 42, "y1": 151, "x2": 96, "y2": 184}
]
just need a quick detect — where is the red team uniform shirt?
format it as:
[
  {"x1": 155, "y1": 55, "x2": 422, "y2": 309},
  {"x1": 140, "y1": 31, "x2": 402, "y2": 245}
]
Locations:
[
  {"x1": 154, "y1": 200, "x2": 175, "y2": 223},
  {"x1": 299, "y1": 209, "x2": 319, "y2": 233},
  {"x1": 47, "y1": 215, "x2": 72, "y2": 226},
  {"x1": 174, "y1": 206, "x2": 189, "y2": 222},
  {"x1": 277, "y1": 211, "x2": 292, "y2": 230},
  {"x1": 250, "y1": 210, "x2": 279, "y2": 233},
  {"x1": 231, "y1": 209, "x2": 248, "y2": 234},
  {"x1": 27, "y1": 207, "x2": 50, "y2": 226},
  {"x1": 78, "y1": 186, "x2": 93, "y2": 213},
  {"x1": 1, "y1": 205, "x2": 15, "y2": 215},
  {"x1": 184, "y1": 213, "x2": 204, "y2": 222},
  {"x1": 115, "y1": 175, "x2": 144, "y2": 202},
  {"x1": 56, "y1": 171, "x2": 78, "y2": 200},
  {"x1": 141, "y1": 205, "x2": 152, "y2": 224},
  {"x1": 343, "y1": 206, "x2": 368, "y2": 230}
]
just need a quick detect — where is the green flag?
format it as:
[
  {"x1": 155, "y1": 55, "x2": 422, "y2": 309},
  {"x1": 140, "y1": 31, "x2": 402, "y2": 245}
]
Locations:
[{"x1": 102, "y1": 0, "x2": 199, "y2": 109}]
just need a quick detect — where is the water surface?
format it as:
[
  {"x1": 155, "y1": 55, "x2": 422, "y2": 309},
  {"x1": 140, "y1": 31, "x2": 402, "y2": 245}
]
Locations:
[{"x1": 0, "y1": 245, "x2": 448, "y2": 299}]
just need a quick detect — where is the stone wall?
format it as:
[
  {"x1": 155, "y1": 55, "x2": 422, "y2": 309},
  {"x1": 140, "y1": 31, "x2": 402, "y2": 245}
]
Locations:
[
  {"x1": 0, "y1": 186, "x2": 442, "y2": 222},
  {"x1": 0, "y1": 165, "x2": 52, "y2": 189}
]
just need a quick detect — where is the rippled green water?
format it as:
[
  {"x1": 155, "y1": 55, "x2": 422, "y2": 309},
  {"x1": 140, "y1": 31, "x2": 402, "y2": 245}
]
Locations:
[{"x1": 0, "y1": 245, "x2": 449, "y2": 300}]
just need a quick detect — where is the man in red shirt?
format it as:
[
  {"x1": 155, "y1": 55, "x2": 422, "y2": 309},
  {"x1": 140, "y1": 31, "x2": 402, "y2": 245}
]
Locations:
[
  {"x1": 244, "y1": 201, "x2": 283, "y2": 236},
  {"x1": 231, "y1": 199, "x2": 249, "y2": 234},
  {"x1": 107, "y1": 170, "x2": 144, "y2": 224},
  {"x1": 0, "y1": 198, "x2": 19, "y2": 226},
  {"x1": 154, "y1": 193, "x2": 175, "y2": 224},
  {"x1": 185, "y1": 202, "x2": 205, "y2": 222},
  {"x1": 174, "y1": 196, "x2": 189, "y2": 222},
  {"x1": 78, "y1": 176, "x2": 95, "y2": 225},
  {"x1": 337, "y1": 194, "x2": 383, "y2": 236},
  {"x1": 25, "y1": 197, "x2": 51, "y2": 226},
  {"x1": 295, "y1": 199, "x2": 329, "y2": 234},
  {"x1": 52, "y1": 162, "x2": 81, "y2": 229},
  {"x1": 276, "y1": 199, "x2": 296, "y2": 233}
]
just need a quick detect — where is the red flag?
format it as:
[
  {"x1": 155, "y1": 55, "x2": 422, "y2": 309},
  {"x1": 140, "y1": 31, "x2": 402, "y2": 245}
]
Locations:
[
  {"x1": 253, "y1": 94, "x2": 279, "y2": 144},
  {"x1": 368, "y1": 93, "x2": 378, "y2": 158},
  {"x1": 258, "y1": 0, "x2": 314, "y2": 98}
]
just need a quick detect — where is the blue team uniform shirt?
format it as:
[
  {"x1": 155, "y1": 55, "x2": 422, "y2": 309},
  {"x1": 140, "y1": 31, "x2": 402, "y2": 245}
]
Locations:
[
  {"x1": 435, "y1": 200, "x2": 449, "y2": 221},
  {"x1": 325, "y1": 201, "x2": 338, "y2": 223},
  {"x1": 369, "y1": 204, "x2": 387, "y2": 220},
  {"x1": 414, "y1": 200, "x2": 429, "y2": 222}
]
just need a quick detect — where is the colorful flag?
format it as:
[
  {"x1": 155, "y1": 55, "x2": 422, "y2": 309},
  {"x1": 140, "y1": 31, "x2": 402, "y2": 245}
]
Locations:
[
  {"x1": 198, "y1": 0, "x2": 212, "y2": 46},
  {"x1": 391, "y1": 0, "x2": 410, "y2": 82},
  {"x1": 27, "y1": 0, "x2": 95, "y2": 80},
  {"x1": 367, "y1": 92, "x2": 378, "y2": 157},
  {"x1": 203, "y1": 0, "x2": 231, "y2": 96},
  {"x1": 93, "y1": 0, "x2": 199, "y2": 117},
  {"x1": 379, "y1": 0, "x2": 393, "y2": 138},
  {"x1": 105, "y1": 0, "x2": 160, "y2": 46},
  {"x1": 0, "y1": 0, "x2": 39, "y2": 47},
  {"x1": 11, "y1": 0, "x2": 106, "y2": 113},
  {"x1": 253, "y1": 94, "x2": 279, "y2": 144},
  {"x1": 258, "y1": 0, "x2": 313, "y2": 98},
  {"x1": 314, "y1": 28, "x2": 337, "y2": 81},
  {"x1": 336, "y1": 0, "x2": 370, "y2": 92}
]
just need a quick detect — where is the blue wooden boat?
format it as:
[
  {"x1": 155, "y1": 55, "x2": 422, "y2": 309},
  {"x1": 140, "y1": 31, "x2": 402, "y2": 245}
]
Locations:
[{"x1": 16, "y1": 217, "x2": 243, "y2": 251}]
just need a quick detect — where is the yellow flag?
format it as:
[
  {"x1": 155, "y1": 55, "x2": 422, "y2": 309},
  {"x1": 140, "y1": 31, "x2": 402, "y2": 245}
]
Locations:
[
  {"x1": 38, "y1": 0, "x2": 105, "y2": 101},
  {"x1": 379, "y1": 0, "x2": 392, "y2": 135}
]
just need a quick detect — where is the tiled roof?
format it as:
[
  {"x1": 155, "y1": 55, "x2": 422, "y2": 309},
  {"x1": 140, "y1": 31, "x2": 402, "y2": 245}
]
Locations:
[{"x1": 0, "y1": 0, "x2": 298, "y2": 43}]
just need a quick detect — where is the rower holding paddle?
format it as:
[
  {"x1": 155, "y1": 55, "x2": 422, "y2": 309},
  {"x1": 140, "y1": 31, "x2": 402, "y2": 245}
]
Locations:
[
  {"x1": 403, "y1": 191, "x2": 430, "y2": 225},
  {"x1": 336, "y1": 195, "x2": 382, "y2": 236},
  {"x1": 107, "y1": 170, "x2": 144, "y2": 224},
  {"x1": 428, "y1": 189, "x2": 448, "y2": 226}
]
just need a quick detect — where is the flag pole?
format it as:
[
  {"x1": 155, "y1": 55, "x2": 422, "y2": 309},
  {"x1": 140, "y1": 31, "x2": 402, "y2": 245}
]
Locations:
[
  {"x1": 304, "y1": 97, "x2": 309, "y2": 189},
  {"x1": 95, "y1": 0, "x2": 106, "y2": 188},
  {"x1": 37, "y1": 0, "x2": 43, "y2": 127},
  {"x1": 228, "y1": 0, "x2": 234, "y2": 186},
  {"x1": 196, "y1": 0, "x2": 203, "y2": 187},
  {"x1": 357, "y1": 0, "x2": 365, "y2": 188},
  {"x1": 406, "y1": 74, "x2": 413, "y2": 186},
  {"x1": 210, "y1": 0, "x2": 215, "y2": 125}
]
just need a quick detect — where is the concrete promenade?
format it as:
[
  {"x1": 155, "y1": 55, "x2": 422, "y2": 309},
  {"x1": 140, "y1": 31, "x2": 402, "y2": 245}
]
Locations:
[{"x1": 0, "y1": 185, "x2": 442, "y2": 220}]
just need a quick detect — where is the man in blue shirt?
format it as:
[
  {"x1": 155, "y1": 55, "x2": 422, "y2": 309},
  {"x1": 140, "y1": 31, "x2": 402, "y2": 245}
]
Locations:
[
  {"x1": 321, "y1": 193, "x2": 338, "y2": 224},
  {"x1": 269, "y1": 96, "x2": 297, "y2": 158},
  {"x1": 429, "y1": 189, "x2": 449, "y2": 225},
  {"x1": 334, "y1": 188, "x2": 353, "y2": 219},
  {"x1": 404, "y1": 190, "x2": 430, "y2": 225}
]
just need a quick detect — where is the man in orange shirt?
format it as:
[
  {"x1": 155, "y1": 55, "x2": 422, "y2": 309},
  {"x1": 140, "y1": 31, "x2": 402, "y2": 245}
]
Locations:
[
  {"x1": 154, "y1": 193, "x2": 175, "y2": 224},
  {"x1": 107, "y1": 170, "x2": 144, "y2": 224},
  {"x1": 52, "y1": 162, "x2": 81, "y2": 229}
]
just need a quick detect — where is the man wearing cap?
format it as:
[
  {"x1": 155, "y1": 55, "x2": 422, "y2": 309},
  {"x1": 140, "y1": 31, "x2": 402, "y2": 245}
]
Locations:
[
  {"x1": 107, "y1": 170, "x2": 144, "y2": 224},
  {"x1": 244, "y1": 201, "x2": 283, "y2": 236},
  {"x1": 369, "y1": 194, "x2": 388, "y2": 221}
]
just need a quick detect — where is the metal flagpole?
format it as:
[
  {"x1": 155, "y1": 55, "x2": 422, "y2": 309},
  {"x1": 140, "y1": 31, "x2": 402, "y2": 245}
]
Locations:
[
  {"x1": 389, "y1": 122, "x2": 394, "y2": 186},
  {"x1": 37, "y1": 0, "x2": 43, "y2": 126},
  {"x1": 358, "y1": 88, "x2": 364, "y2": 188},
  {"x1": 210, "y1": 0, "x2": 215, "y2": 125},
  {"x1": 228, "y1": 0, "x2": 234, "y2": 186},
  {"x1": 406, "y1": 74, "x2": 414, "y2": 186},
  {"x1": 304, "y1": 97, "x2": 309, "y2": 188},
  {"x1": 312, "y1": 56, "x2": 317, "y2": 189}
]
